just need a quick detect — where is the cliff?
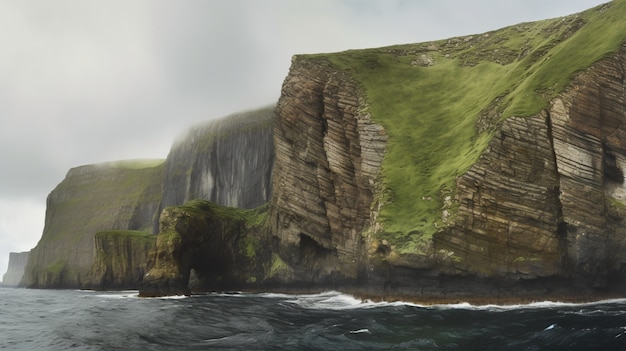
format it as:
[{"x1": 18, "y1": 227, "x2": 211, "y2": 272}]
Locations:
[
  {"x1": 140, "y1": 200, "x2": 270, "y2": 297},
  {"x1": 20, "y1": 106, "x2": 275, "y2": 290},
  {"x1": 138, "y1": 1, "x2": 626, "y2": 299},
  {"x1": 264, "y1": 1, "x2": 626, "y2": 298},
  {"x1": 22, "y1": 160, "x2": 164, "y2": 288},
  {"x1": 2, "y1": 251, "x2": 30, "y2": 286},
  {"x1": 22, "y1": 1, "x2": 626, "y2": 300},
  {"x1": 269, "y1": 56, "x2": 386, "y2": 284},
  {"x1": 160, "y1": 106, "x2": 274, "y2": 213},
  {"x1": 88, "y1": 231, "x2": 156, "y2": 289}
]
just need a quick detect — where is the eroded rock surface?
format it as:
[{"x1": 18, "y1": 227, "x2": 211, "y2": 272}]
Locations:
[
  {"x1": 140, "y1": 200, "x2": 267, "y2": 297},
  {"x1": 88, "y1": 231, "x2": 156, "y2": 290},
  {"x1": 269, "y1": 57, "x2": 386, "y2": 284},
  {"x1": 160, "y1": 107, "x2": 274, "y2": 212},
  {"x1": 434, "y1": 43, "x2": 626, "y2": 291}
]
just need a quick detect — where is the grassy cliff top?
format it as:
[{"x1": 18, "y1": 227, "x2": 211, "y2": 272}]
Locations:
[
  {"x1": 303, "y1": 1, "x2": 626, "y2": 248},
  {"x1": 95, "y1": 230, "x2": 156, "y2": 243},
  {"x1": 92, "y1": 159, "x2": 165, "y2": 169}
]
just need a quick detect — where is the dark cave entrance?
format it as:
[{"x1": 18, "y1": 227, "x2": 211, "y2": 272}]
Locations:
[{"x1": 603, "y1": 142, "x2": 624, "y2": 184}]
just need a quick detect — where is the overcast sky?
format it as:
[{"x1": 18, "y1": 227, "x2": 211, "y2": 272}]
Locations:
[{"x1": 0, "y1": 0, "x2": 608, "y2": 280}]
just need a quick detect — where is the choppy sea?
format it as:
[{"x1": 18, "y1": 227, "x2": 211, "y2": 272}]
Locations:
[{"x1": 1, "y1": 287, "x2": 626, "y2": 350}]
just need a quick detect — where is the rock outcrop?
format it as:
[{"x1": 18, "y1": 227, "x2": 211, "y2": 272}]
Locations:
[
  {"x1": 22, "y1": 160, "x2": 164, "y2": 288},
  {"x1": 434, "y1": 114, "x2": 565, "y2": 279},
  {"x1": 2, "y1": 251, "x2": 30, "y2": 286},
  {"x1": 88, "y1": 231, "x2": 156, "y2": 290},
  {"x1": 140, "y1": 200, "x2": 269, "y2": 297}
]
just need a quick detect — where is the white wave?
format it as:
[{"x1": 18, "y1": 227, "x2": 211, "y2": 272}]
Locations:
[
  {"x1": 206, "y1": 289, "x2": 626, "y2": 311},
  {"x1": 423, "y1": 297, "x2": 626, "y2": 311},
  {"x1": 157, "y1": 294, "x2": 189, "y2": 300},
  {"x1": 283, "y1": 291, "x2": 400, "y2": 310},
  {"x1": 349, "y1": 328, "x2": 371, "y2": 334},
  {"x1": 92, "y1": 291, "x2": 140, "y2": 299},
  {"x1": 544, "y1": 323, "x2": 557, "y2": 331}
]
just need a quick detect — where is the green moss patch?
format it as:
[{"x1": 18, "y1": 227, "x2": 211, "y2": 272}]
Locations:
[
  {"x1": 266, "y1": 253, "x2": 291, "y2": 279},
  {"x1": 177, "y1": 199, "x2": 269, "y2": 227}
]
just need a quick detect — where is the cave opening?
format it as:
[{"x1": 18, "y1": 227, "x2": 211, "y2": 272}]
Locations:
[
  {"x1": 182, "y1": 243, "x2": 235, "y2": 292},
  {"x1": 602, "y1": 142, "x2": 624, "y2": 184},
  {"x1": 298, "y1": 233, "x2": 332, "y2": 264}
]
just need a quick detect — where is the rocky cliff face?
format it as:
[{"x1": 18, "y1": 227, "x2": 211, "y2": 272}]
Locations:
[
  {"x1": 88, "y1": 231, "x2": 156, "y2": 290},
  {"x1": 2, "y1": 251, "x2": 30, "y2": 286},
  {"x1": 21, "y1": 106, "x2": 275, "y2": 290},
  {"x1": 137, "y1": 3, "x2": 626, "y2": 299},
  {"x1": 435, "y1": 43, "x2": 626, "y2": 292},
  {"x1": 22, "y1": 160, "x2": 164, "y2": 288},
  {"x1": 263, "y1": 19, "x2": 626, "y2": 299},
  {"x1": 160, "y1": 107, "x2": 274, "y2": 213},
  {"x1": 22, "y1": 2, "x2": 626, "y2": 300},
  {"x1": 269, "y1": 57, "x2": 386, "y2": 284}
]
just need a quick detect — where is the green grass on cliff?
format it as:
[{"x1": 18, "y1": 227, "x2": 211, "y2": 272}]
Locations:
[
  {"x1": 95, "y1": 230, "x2": 156, "y2": 243},
  {"x1": 177, "y1": 199, "x2": 269, "y2": 226},
  {"x1": 305, "y1": 1, "x2": 626, "y2": 248},
  {"x1": 103, "y1": 159, "x2": 165, "y2": 170}
]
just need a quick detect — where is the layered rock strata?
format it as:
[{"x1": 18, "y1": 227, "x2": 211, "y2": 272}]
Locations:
[
  {"x1": 269, "y1": 56, "x2": 386, "y2": 284},
  {"x1": 121, "y1": 42, "x2": 626, "y2": 298},
  {"x1": 550, "y1": 42, "x2": 626, "y2": 287},
  {"x1": 434, "y1": 114, "x2": 565, "y2": 279},
  {"x1": 435, "y1": 43, "x2": 626, "y2": 290}
]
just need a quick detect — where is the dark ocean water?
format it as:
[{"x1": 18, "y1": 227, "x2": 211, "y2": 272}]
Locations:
[{"x1": 1, "y1": 288, "x2": 626, "y2": 350}]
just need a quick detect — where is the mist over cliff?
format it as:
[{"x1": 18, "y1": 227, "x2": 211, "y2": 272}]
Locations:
[{"x1": 160, "y1": 106, "x2": 274, "y2": 211}]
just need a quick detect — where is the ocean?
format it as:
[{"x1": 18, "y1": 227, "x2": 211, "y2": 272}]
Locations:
[{"x1": 1, "y1": 288, "x2": 625, "y2": 350}]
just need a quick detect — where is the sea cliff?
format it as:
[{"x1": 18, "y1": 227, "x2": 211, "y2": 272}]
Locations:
[
  {"x1": 22, "y1": 160, "x2": 164, "y2": 288},
  {"x1": 15, "y1": 1, "x2": 626, "y2": 300},
  {"x1": 2, "y1": 251, "x2": 30, "y2": 286},
  {"x1": 160, "y1": 107, "x2": 274, "y2": 212},
  {"x1": 19, "y1": 107, "x2": 275, "y2": 290}
]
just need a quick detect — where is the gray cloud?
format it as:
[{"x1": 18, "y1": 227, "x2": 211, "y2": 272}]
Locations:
[{"x1": 0, "y1": 0, "x2": 607, "y2": 278}]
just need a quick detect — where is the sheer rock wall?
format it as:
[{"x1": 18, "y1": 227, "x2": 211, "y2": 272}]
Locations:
[
  {"x1": 269, "y1": 57, "x2": 387, "y2": 284},
  {"x1": 2, "y1": 251, "x2": 30, "y2": 286}
]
